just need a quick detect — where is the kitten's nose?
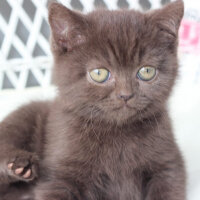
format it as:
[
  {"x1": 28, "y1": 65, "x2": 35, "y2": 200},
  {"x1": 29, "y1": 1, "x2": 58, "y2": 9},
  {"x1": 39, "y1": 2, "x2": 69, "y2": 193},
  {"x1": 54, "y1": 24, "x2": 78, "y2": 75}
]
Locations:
[{"x1": 118, "y1": 93, "x2": 134, "y2": 102}]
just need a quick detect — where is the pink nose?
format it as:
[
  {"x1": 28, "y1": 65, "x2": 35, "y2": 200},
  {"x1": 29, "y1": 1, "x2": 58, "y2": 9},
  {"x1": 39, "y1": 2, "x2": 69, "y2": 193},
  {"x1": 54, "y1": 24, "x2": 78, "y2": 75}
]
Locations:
[{"x1": 117, "y1": 94, "x2": 134, "y2": 102}]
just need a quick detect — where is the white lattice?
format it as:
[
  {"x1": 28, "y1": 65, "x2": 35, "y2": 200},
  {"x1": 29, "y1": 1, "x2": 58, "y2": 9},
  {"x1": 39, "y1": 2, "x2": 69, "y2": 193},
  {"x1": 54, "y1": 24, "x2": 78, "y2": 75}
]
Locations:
[
  {"x1": 0, "y1": 0, "x2": 52, "y2": 90},
  {"x1": 0, "y1": 0, "x2": 166, "y2": 90}
]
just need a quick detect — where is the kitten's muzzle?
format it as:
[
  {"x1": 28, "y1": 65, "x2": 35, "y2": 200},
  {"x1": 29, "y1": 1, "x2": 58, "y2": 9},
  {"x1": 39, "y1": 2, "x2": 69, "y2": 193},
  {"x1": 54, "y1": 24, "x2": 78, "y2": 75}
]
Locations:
[{"x1": 117, "y1": 93, "x2": 134, "y2": 102}]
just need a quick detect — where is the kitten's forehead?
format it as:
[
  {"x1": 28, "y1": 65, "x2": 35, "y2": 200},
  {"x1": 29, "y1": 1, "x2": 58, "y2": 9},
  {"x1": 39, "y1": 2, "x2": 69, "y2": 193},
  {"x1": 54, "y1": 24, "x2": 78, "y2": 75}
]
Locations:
[
  {"x1": 87, "y1": 10, "x2": 148, "y2": 68},
  {"x1": 88, "y1": 9, "x2": 145, "y2": 39}
]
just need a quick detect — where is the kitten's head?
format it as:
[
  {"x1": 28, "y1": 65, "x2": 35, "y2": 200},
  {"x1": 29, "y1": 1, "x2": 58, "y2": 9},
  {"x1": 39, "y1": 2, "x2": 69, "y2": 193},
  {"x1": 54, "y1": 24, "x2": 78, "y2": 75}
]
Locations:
[{"x1": 48, "y1": 1, "x2": 184, "y2": 124}]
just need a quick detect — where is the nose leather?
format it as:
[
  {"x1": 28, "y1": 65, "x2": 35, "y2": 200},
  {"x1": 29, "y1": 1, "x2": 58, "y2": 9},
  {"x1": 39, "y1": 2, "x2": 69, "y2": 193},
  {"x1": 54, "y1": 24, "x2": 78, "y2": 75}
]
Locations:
[{"x1": 118, "y1": 93, "x2": 134, "y2": 102}]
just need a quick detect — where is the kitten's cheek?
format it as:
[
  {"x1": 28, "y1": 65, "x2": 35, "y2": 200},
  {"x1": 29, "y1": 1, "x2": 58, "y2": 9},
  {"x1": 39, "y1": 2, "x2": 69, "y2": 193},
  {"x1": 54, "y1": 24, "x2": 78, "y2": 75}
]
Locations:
[
  {"x1": 110, "y1": 91, "x2": 118, "y2": 101},
  {"x1": 126, "y1": 98, "x2": 135, "y2": 108}
]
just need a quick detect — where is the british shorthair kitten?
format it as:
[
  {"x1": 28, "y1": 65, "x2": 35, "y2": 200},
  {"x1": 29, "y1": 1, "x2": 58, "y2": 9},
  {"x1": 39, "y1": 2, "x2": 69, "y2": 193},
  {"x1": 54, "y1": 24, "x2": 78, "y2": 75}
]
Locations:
[{"x1": 0, "y1": 1, "x2": 186, "y2": 200}]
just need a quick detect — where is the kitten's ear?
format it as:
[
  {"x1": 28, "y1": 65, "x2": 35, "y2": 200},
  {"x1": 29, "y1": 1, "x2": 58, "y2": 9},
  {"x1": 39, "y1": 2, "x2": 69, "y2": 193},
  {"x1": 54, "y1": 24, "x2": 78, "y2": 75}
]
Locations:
[
  {"x1": 48, "y1": 3, "x2": 87, "y2": 53},
  {"x1": 151, "y1": 0, "x2": 184, "y2": 37}
]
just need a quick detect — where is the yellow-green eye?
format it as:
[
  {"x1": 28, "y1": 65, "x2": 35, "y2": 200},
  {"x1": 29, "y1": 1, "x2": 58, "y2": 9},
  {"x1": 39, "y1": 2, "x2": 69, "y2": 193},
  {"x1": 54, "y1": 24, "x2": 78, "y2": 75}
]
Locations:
[
  {"x1": 137, "y1": 66, "x2": 156, "y2": 81},
  {"x1": 89, "y1": 68, "x2": 110, "y2": 83}
]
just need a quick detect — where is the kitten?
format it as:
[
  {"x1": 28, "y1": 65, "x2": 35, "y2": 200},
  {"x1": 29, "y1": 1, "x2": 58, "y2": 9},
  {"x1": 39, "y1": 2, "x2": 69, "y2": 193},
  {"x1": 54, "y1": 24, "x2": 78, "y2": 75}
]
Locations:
[{"x1": 0, "y1": 1, "x2": 186, "y2": 200}]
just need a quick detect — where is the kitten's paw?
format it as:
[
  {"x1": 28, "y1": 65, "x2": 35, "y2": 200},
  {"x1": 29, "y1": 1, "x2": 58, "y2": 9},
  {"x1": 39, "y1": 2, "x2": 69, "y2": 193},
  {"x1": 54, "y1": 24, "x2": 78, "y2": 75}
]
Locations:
[{"x1": 7, "y1": 151, "x2": 39, "y2": 182}]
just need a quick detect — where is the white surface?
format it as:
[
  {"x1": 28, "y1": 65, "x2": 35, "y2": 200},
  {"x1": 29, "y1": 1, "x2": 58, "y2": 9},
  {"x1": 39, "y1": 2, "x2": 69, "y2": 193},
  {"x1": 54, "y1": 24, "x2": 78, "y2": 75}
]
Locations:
[
  {"x1": 0, "y1": 86, "x2": 57, "y2": 121},
  {"x1": 170, "y1": 82, "x2": 200, "y2": 200}
]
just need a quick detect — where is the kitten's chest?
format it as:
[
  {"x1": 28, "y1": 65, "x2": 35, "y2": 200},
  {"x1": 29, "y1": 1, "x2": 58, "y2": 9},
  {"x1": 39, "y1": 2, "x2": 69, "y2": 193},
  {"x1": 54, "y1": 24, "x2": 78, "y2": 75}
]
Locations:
[
  {"x1": 83, "y1": 138, "x2": 145, "y2": 200},
  {"x1": 85, "y1": 153, "x2": 143, "y2": 200},
  {"x1": 85, "y1": 173, "x2": 143, "y2": 200},
  {"x1": 94, "y1": 132, "x2": 146, "y2": 171}
]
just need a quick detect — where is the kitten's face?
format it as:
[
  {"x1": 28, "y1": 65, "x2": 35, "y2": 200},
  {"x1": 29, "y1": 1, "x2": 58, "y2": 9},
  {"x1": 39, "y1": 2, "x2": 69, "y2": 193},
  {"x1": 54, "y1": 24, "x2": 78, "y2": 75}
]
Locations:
[{"x1": 49, "y1": 1, "x2": 183, "y2": 124}]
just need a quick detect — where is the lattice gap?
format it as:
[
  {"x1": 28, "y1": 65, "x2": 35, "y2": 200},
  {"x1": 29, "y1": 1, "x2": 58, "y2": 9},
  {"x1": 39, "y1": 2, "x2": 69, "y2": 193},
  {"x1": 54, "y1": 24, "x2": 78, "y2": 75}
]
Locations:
[{"x1": 0, "y1": 0, "x2": 168, "y2": 90}]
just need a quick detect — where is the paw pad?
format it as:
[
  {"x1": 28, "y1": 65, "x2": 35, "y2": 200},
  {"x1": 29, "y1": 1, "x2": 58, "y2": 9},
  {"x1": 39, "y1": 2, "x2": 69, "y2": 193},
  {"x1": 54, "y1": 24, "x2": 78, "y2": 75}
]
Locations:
[{"x1": 7, "y1": 152, "x2": 38, "y2": 182}]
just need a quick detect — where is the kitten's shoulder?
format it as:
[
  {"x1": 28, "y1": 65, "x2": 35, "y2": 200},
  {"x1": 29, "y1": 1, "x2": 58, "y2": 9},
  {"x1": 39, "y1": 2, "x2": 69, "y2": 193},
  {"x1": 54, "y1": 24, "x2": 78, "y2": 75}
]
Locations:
[{"x1": 0, "y1": 100, "x2": 52, "y2": 125}]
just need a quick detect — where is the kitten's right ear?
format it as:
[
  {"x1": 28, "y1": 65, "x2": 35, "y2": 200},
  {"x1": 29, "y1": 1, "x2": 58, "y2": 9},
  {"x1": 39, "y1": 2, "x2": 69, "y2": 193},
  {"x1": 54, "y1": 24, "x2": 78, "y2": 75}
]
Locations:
[
  {"x1": 48, "y1": 3, "x2": 88, "y2": 53},
  {"x1": 150, "y1": 0, "x2": 184, "y2": 37}
]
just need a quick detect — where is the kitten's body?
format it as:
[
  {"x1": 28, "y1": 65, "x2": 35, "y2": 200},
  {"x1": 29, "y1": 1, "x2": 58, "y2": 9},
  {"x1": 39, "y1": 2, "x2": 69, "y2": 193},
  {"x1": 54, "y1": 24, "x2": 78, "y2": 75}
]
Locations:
[
  {"x1": 36, "y1": 101, "x2": 185, "y2": 200},
  {"x1": 0, "y1": 1, "x2": 186, "y2": 200}
]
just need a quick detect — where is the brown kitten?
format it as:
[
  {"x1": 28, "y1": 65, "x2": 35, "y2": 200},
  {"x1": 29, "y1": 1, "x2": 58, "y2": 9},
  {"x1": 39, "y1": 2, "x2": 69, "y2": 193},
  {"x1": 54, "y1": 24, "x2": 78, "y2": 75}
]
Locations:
[{"x1": 0, "y1": 1, "x2": 186, "y2": 200}]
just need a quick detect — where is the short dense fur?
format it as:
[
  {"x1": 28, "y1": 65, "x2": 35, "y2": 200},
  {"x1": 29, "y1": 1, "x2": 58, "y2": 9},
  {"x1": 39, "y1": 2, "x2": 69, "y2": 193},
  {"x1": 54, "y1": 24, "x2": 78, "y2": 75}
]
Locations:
[{"x1": 0, "y1": 1, "x2": 186, "y2": 200}]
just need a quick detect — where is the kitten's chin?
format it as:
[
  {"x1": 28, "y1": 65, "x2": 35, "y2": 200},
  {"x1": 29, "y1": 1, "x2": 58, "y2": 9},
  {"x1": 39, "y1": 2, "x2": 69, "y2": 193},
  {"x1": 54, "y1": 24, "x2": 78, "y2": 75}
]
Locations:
[{"x1": 102, "y1": 106, "x2": 138, "y2": 124}]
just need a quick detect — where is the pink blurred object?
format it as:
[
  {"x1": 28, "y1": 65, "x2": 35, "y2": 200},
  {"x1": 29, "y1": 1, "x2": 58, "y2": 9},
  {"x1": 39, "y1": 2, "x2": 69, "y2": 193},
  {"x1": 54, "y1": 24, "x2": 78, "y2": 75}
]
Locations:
[{"x1": 179, "y1": 20, "x2": 200, "y2": 54}]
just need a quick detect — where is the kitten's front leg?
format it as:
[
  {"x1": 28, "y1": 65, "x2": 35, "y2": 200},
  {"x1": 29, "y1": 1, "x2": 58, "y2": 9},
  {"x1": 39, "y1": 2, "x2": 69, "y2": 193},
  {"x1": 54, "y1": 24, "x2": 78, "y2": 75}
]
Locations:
[
  {"x1": 145, "y1": 156, "x2": 186, "y2": 200},
  {"x1": 0, "y1": 101, "x2": 49, "y2": 184}
]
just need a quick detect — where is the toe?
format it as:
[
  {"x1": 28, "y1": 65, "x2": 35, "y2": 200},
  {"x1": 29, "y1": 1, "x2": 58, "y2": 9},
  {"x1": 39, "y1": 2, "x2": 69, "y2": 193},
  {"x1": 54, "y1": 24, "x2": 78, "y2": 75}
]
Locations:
[
  {"x1": 15, "y1": 167, "x2": 24, "y2": 175},
  {"x1": 23, "y1": 169, "x2": 31, "y2": 179},
  {"x1": 8, "y1": 163, "x2": 14, "y2": 169}
]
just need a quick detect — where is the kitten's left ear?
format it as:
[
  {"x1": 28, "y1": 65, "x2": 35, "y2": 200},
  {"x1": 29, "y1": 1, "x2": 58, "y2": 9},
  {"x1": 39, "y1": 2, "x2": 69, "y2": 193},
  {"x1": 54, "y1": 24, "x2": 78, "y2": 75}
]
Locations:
[
  {"x1": 48, "y1": 2, "x2": 88, "y2": 53},
  {"x1": 151, "y1": 0, "x2": 184, "y2": 37}
]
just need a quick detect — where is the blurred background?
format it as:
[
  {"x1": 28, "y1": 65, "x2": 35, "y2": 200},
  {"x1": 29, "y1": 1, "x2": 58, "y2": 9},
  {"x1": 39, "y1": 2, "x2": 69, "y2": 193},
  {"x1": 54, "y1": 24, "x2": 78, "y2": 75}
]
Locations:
[{"x1": 0, "y1": 0, "x2": 199, "y2": 199}]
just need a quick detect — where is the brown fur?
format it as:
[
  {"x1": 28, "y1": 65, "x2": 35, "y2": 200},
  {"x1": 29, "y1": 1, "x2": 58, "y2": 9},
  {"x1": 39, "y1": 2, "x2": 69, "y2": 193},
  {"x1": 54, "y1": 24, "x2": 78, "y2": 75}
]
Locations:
[{"x1": 0, "y1": 1, "x2": 186, "y2": 200}]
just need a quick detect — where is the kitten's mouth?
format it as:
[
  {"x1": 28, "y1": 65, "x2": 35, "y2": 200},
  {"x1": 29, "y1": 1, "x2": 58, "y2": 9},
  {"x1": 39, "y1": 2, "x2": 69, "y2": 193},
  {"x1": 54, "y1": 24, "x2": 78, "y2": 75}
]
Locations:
[{"x1": 113, "y1": 103, "x2": 135, "y2": 111}]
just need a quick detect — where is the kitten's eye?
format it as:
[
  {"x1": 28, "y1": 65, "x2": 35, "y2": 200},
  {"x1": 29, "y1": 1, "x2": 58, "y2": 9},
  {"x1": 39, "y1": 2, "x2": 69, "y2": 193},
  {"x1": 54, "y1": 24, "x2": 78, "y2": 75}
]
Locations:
[
  {"x1": 89, "y1": 68, "x2": 110, "y2": 83},
  {"x1": 137, "y1": 66, "x2": 156, "y2": 81}
]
